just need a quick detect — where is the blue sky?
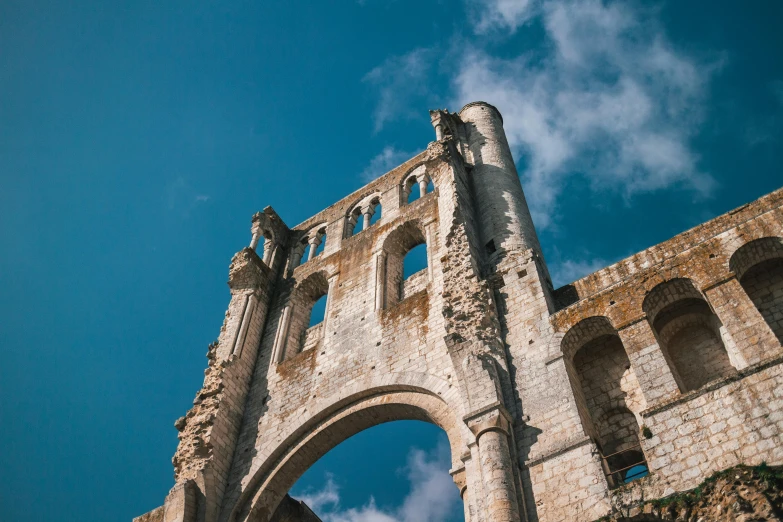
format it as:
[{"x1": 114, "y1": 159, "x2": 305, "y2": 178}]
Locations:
[{"x1": 0, "y1": 1, "x2": 781, "y2": 521}]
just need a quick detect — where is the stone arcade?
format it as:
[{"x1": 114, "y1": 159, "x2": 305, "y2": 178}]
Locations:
[{"x1": 135, "y1": 102, "x2": 783, "y2": 522}]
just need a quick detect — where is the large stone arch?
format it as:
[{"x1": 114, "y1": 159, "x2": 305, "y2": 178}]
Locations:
[{"x1": 229, "y1": 375, "x2": 468, "y2": 522}]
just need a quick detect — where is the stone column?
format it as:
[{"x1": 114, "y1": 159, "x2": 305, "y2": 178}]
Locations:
[
  {"x1": 346, "y1": 213, "x2": 359, "y2": 237},
  {"x1": 232, "y1": 293, "x2": 257, "y2": 356},
  {"x1": 466, "y1": 407, "x2": 520, "y2": 522},
  {"x1": 272, "y1": 305, "x2": 292, "y2": 364},
  {"x1": 375, "y1": 251, "x2": 386, "y2": 311},
  {"x1": 418, "y1": 178, "x2": 429, "y2": 196},
  {"x1": 424, "y1": 222, "x2": 434, "y2": 282},
  {"x1": 262, "y1": 238, "x2": 274, "y2": 265},
  {"x1": 402, "y1": 183, "x2": 412, "y2": 204},
  {"x1": 290, "y1": 246, "x2": 303, "y2": 271},
  {"x1": 306, "y1": 236, "x2": 321, "y2": 262},
  {"x1": 362, "y1": 207, "x2": 374, "y2": 230},
  {"x1": 322, "y1": 275, "x2": 338, "y2": 343},
  {"x1": 618, "y1": 319, "x2": 682, "y2": 404},
  {"x1": 705, "y1": 277, "x2": 782, "y2": 367}
]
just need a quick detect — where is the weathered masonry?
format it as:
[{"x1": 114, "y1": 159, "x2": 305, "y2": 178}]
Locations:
[{"x1": 135, "y1": 102, "x2": 783, "y2": 522}]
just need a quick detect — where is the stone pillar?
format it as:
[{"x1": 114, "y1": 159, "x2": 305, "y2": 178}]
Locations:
[
  {"x1": 466, "y1": 407, "x2": 520, "y2": 522},
  {"x1": 431, "y1": 111, "x2": 445, "y2": 141},
  {"x1": 272, "y1": 305, "x2": 292, "y2": 364},
  {"x1": 617, "y1": 319, "x2": 682, "y2": 404},
  {"x1": 306, "y1": 236, "x2": 321, "y2": 262},
  {"x1": 232, "y1": 293, "x2": 257, "y2": 356},
  {"x1": 424, "y1": 222, "x2": 435, "y2": 282},
  {"x1": 262, "y1": 238, "x2": 274, "y2": 265},
  {"x1": 346, "y1": 213, "x2": 359, "y2": 236},
  {"x1": 362, "y1": 207, "x2": 374, "y2": 230},
  {"x1": 290, "y1": 248, "x2": 303, "y2": 271},
  {"x1": 418, "y1": 178, "x2": 429, "y2": 196},
  {"x1": 705, "y1": 277, "x2": 782, "y2": 367},
  {"x1": 322, "y1": 275, "x2": 338, "y2": 343},
  {"x1": 402, "y1": 183, "x2": 412, "y2": 204},
  {"x1": 375, "y1": 251, "x2": 386, "y2": 311}
]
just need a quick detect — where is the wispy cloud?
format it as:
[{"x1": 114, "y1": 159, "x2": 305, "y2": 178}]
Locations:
[
  {"x1": 468, "y1": 0, "x2": 536, "y2": 34},
  {"x1": 360, "y1": 146, "x2": 420, "y2": 182},
  {"x1": 293, "y1": 440, "x2": 460, "y2": 522},
  {"x1": 363, "y1": 49, "x2": 437, "y2": 132},
  {"x1": 364, "y1": 0, "x2": 723, "y2": 230},
  {"x1": 452, "y1": 0, "x2": 722, "y2": 228}
]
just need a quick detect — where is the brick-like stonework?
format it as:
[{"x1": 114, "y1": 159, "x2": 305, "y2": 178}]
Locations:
[{"x1": 135, "y1": 102, "x2": 783, "y2": 522}]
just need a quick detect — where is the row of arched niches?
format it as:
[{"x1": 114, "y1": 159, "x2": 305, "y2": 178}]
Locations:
[
  {"x1": 555, "y1": 236, "x2": 783, "y2": 487},
  {"x1": 249, "y1": 169, "x2": 437, "y2": 364}
]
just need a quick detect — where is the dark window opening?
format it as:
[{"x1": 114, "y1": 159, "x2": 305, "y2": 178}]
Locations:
[
  {"x1": 403, "y1": 243, "x2": 428, "y2": 279},
  {"x1": 407, "y1": 182, "x2": 421, "y2": 204},
  {"x1": 309, "y1": 294, "x2": 327, "y2": 327},
  {"x1": 369, "y1": 201, "x2": 382, "y2": 226}
]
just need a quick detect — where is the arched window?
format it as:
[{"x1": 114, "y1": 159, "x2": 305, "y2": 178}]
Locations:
[
  {"x1": 309, "y1": 294, "x2": 327, "y2": 327},
  {"x1": 292, "y1": 228, "x2": 327, "y2": 268},
  {"x1": 406, "y1": 178, "x2": 421, "y2": 203},
  {"x1": 643, "y1": 279, "x2": 736, "y2": 392},
  {"x1": 314, "y1": 228, "x2": 326, "y2": 257},
  {"x1": 380, "y1": 222, "x2": 428, "y2": 308},
  {"x1": 730, "y1": 237, "x2": 783, "y2": 345},
  {"x1": 285, "y1": 272, "x2": 329, "y2": 357},
  {"x1": 346, "y1": 207, "x2": 363, "y2": 237},
  {"x1": 369, "y1": 198, "x2": 382, "y2": 226},
  {"x1": 562, "y1": 317, "x2": 647, "y2": 488},
  {"x1": 402, "y1": 174, "x2": 434, "y2": 205}
]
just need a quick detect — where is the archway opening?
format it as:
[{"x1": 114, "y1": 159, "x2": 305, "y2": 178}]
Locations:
[
  {"x1": 562, "y1": 317, "x2": 648, "y2": 488},
  {"x1": 288, "y1": 421, "x2": 464, "y2": 522},
  {"x1": 284, "y1": 272, "x2": 330, "y2": 359},
  {"x1": 239, "y1": 390, "x2": 465, "y2": 522},
  {"x1": 730, "y1": 238, "x2": 783, "y2": 346},
  {"x1": 381, "y1": 222, "x2": 428, "y2": 308},
  {"x1": 643, "y1": 279, "x2": 736, "y2": 392}
]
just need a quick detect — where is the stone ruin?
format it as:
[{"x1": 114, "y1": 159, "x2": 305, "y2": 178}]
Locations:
[{"x1": 135, "y1": 102, "x2": 783, "y2": 522}]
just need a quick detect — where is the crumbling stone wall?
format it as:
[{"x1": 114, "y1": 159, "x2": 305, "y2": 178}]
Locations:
[{"x1": 135, "y1": 102, "x2": 783, "y2": 522}]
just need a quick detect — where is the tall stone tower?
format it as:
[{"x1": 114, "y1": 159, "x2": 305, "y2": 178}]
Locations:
[{"x1": 135, "y1": 103, "x2": 783, "y2": 522}]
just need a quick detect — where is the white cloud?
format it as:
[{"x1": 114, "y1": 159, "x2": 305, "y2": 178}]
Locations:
[
  {"x1": 296, "y1": 475, "x2": 341, "y2": 513},
  {"x1": 360, "y1": 146, "x2": 420, "y2": 182},
  {"x1": 361, "y1": 0, "x2": 721, "y2": 230},
  {"x1": 452, "y1": 0, "x2": 722, "y2": 228},
  {"x1": 363, "y1": 49, "x2": 436, "y2": 132},
  {"x1": 548, "y1": 257, "x2": 609, "y2": 287},
  {"x1": 470, "y1": 0, "x2": 536, "y2": 34},
  {"x1": 292, "y1": 440, "x2": 460, "y2": 522}
]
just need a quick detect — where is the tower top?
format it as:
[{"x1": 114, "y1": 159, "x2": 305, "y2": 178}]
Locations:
[{"x1": 458, "y1": 101, "x2": 503, "y2": 124}]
